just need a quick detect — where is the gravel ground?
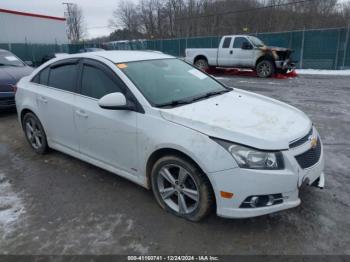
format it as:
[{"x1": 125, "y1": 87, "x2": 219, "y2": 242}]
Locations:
[{"x1": 0, "y1": 74, "x2": 349, "y2": 255}]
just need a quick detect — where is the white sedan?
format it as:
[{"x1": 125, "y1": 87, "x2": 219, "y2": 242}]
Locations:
[{"x1": 15, "y1": 51, "x2": 325, "y2": 221}]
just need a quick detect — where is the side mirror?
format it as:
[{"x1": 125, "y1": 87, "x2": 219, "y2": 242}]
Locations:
[
  {"x1": 98, "y1": 92, "x2": 135, "y2": 111},
  {"x1": 241, "y1": 42, "x2": 253, "y2": 50},
  {"x1": 24, "y1": 61, "x2": 33, "y2": 66}
]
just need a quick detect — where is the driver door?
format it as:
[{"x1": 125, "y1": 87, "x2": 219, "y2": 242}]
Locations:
[
  {"x1": 74, "y1": 59, "x2": 139, "y2": 175},
  {"x1": 231, "y1": 37, "x2": 254, "y2": 67}
]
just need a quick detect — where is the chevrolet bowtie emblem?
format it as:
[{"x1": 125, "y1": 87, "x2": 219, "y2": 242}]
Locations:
[{"x1": 310, "y1": 137, "x2": 318, "y2": 149}]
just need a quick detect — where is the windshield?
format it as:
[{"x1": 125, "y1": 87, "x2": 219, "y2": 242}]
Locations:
[
  {"x1": 0, "y1": 50, "x2": 25, "y2": 67},
  {"x1": 119, "y1": 59, "x2": 229, "y2": 107},
  {"x1": 247, "y1": 36, "x2": 265, "y2": 47}
]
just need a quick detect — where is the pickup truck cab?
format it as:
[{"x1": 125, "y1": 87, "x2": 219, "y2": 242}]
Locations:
[{"x1": 185, "y1": 35, "x2": 295, "y2": 78}]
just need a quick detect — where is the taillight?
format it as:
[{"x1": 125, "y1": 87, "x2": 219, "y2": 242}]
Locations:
[{"x1": 11, "y1": 84, "x2": 17, "y2": 93}]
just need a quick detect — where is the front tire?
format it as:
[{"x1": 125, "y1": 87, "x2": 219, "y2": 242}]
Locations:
[
  {"x1": 151, "y1": 155, "x2": 214, "y2": 222},
  {"x1": 22, "y1": 112, "x2": 49, "y2": 154},
  {"x1": 256, "y1": 60, "x2": 275, "y2": 78}
]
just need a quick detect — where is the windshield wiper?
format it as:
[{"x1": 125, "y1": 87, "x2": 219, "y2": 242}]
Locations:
[
  {"x1": 156, "y1": 89, "x2": 231, "y2": 108},
  {"x1": 156, "y1": 99, "x2": 191, "y2": 108},
  {"x1": 190, "y1": 89, "x2": 231, "y2": 102}
]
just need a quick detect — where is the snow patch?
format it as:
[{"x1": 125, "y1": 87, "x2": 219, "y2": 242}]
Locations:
[
  {"x1": 0, "y1": 173, "x2": 25, "y2": 239},
  {"x1": 297, "y1": 69, "x2": 350, "y2": 76}
]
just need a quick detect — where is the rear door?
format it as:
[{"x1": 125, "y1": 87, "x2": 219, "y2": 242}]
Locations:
[
  {"x1": 74, "y1": 59, "x2": 139, "y2": 174},
  {"x1": 36, "y1": 59, "x2": 79, "y2": 152},
  {"x1": 217, "y1": 36, "x2": 233, "y2": 66}
]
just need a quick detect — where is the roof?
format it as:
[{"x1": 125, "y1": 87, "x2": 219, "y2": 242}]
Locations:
[
  {"x1": 0, "y1": 8, "x2": 66, "y2": 21},
  {"x1": 72, "y1": 50, "x2": 174, "y2": 63}
]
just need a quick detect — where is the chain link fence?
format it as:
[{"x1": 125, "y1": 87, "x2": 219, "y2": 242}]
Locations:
[{"x1": 1, "y1": 27, "x2": 349, "y2": 69}]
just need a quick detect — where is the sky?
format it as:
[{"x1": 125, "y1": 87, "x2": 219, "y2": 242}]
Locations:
[
  {"x1": 1, "y1": 0, "x2": 349, "y2": 39},
  {"x1": 0, "y1": 0, "x2": 129, "y2": 39}
]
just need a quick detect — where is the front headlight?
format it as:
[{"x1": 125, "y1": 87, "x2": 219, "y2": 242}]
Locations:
[{"x1": 212, "y1": 138, "x2": 284, "y2": 170}]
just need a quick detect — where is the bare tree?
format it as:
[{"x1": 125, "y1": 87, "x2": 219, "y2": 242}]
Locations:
[
  {"x1": 109, "y1": 1, "x2": 140, "y2": 39},
  {"x1": 108, "y1": 0, "x2": 350, "y2": 40},
  {"x1": 64, "y1": 3, "x2": 86, "y2": 42}
]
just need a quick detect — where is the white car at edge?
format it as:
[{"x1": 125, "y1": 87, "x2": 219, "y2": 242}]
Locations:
[{"x1": 15, "y1": 50, "x2": 325, "y2": 221}]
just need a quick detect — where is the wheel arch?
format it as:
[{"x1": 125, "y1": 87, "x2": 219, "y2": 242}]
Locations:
[
  {"x1": 145, "y1": 148, "x2": 216, "y2": 205},
  {"x1": 255, "y1": 54, "x2": 275, "y2": 67},
  {"x1": 194, "y1": 55, "x2": 208, "y2": 64},
  {"x1": 20, "y1": 108, "x2": 38, "y2": 129}
]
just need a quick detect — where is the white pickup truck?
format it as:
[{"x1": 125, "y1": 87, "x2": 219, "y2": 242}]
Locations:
[{"x1": 185, "y1": 35, "x2": 295, "y2": 78}]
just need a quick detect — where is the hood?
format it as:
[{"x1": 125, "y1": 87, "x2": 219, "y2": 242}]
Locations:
[
  {"x1": 0, "y1": 66, "x2": 33, "y2": 85},
  {"x1": 160, "y1": 89, "x2": 311, "y2": 150},
  {"x1": 260, "y1": 46, "x2": 292, "y2": 52}
]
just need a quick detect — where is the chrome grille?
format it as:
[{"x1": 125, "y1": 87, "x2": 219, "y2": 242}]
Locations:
[
  {"x1": 295, "y1": 137, "x2": 322, "y2": 169},
  {"x1": 290, "y1": 128, "x2": 313, "y2": 148}
]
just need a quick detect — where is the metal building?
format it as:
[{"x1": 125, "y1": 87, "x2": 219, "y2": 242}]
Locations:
[{"x1": 0, "y1": 8, "x2": 68, "y2": 44}]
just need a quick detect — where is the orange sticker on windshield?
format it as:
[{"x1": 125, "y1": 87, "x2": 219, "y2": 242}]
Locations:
[{"x1": 116, "y1": 63, "x2": 128, "y2": 69}]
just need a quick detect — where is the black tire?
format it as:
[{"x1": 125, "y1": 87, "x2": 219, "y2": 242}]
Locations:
[
  {"x1": 256, "y1": 60, "x2": 275, "y2": 78},
  {"x1": 194, "y1": 58, "x2": 209, "y2": 71},
  {"x1": 151, "y1": 155, "x2": 214, "y2": 222},
  {"x1": 22, "y1": 112, "x2": 49, "y2": 154}
]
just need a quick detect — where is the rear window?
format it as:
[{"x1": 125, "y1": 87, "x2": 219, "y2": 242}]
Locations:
[
  {"x1": 0, "y1": 50, "x2": 25, "y2": 67},
  {"x1": 48, "y1": 64, "x2": 77, "y2": 92},
  {"x1": 222, "y1": 37, "x2": 232, "y2": 48}
]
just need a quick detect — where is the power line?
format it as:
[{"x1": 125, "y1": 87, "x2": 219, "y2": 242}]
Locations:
[{"x1": 177, "y1": 0, "x2": 315, "y2": 21}]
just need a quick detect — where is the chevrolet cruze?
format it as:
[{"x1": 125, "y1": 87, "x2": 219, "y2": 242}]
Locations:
[{"x1": 15, "y1": 51, "x2": 325, "y2": 221}]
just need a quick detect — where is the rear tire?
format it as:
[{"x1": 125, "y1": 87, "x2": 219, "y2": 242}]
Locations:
[
  {"x1": 151, "y1": 155, "x2": 214, "y2": 222},
  {"x1": 256, "y1": 60, "x2": 275, "y2": 78},
  {"x1": 194, "y1": 58, "x2": 209, "y2": 71},
  {"x1": 22, "y1": 112, "x2": 49, "y2": 154}
]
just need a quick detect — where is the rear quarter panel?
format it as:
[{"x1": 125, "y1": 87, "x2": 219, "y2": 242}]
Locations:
[{"x1": 15, "y1": 77, "x2": 40, "y2": 129}]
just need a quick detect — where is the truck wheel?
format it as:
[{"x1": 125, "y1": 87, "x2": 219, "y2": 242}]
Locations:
[
  {"x1": 194, "y1": 59, "x2": 209, "y2": 71},
  {"x1": 256, "y1": 60, "x2": 275, "y2": 78}
]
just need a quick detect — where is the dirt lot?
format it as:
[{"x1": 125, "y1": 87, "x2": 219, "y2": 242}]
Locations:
[{"x1": 0, "y1": 74, "x2": 349, "y2": 255}]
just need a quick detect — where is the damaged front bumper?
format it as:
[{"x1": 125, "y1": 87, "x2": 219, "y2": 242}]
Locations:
[{"x1": 275, "y1": 59, "x2": 297, "y2": 70}]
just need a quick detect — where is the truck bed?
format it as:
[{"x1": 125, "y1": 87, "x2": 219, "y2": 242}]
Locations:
[{"x1": 185, "y1": 48, "x2": 218, "y2": 66}]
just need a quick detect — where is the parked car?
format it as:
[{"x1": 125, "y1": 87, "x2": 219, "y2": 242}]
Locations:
[
  {"x1": 41, "y1": 53, "x2": 69, "y2": 65},
  {"x1": 79, "y1": 47, "x2": 105, "y2": 53},
  {"x1": 185, "y1": 35, "x2": 296, "y2": 78},
  {"x1": 0, "y1": 49, "x2": 33, "y2": 110},
  {"x1": 16, "y1": 51, "x2": 324, "y2": 221}
]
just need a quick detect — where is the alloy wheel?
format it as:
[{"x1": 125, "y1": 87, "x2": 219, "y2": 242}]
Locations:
[
  {"x1": 157, "y1": 164, "x2": 200, "y2": 214},
  {"x1": 257, "y1": 61, "x2": 272, "y2": 77},
  {"x1": 25, "y1": 117, "x2": 44, "y2": 150}
]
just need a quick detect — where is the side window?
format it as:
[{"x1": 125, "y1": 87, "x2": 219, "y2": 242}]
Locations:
[
  {"x1": 48, "y1": 64, "x2": 77, "y2": 92},
  {"x1": 31, "y1": 67, "x2": 50, "y2": 85},
  {"x1": 222, "y1": 37, "x2": 232, "y2": 48},
  {"x1": 81, "y1": 65, "x2": 123, "y2": 99},
  {"x1": 31, "y1": 74, "x2": 40, "y2": 84},
  {"x1": 233, "y1": 37, "x2": 250, "y2": 48},
  {"x1": 39, "y1": 67, "x2": 50, "y2": 85}
]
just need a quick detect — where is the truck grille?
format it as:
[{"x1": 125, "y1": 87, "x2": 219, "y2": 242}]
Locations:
[{"x1": 295, "y1": 137, "x2": 322, "y2": 169}]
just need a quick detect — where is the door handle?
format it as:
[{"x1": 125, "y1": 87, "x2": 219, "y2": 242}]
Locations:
[
  {"x1": 76, "y1": 110, "x2": 88, "y2": 118},
  {"x1": 230, "y1": 50, "x2": 233, "y2": 54},
  {"x1": 38, "y1": 96, "x2": 48, "y2": 104}
]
